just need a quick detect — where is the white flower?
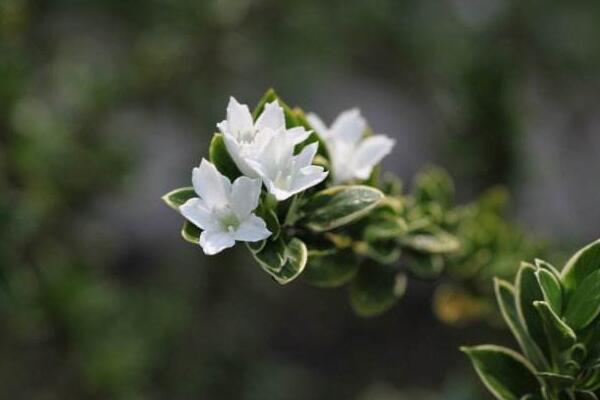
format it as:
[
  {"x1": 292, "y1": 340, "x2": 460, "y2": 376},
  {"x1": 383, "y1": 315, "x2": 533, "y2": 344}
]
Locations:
[
  {"x1": 217, "y1": 97, "x2": 309, "y2": 178},
  {"x1": 180, "y1": 159, "x2": 271, "y2": 255},
  {"x1": 247, "y1": 134, "x2": 328, "y2": 201},
  {"x1": 307, "y1": 109, "x2": 395, "y2": 184}
]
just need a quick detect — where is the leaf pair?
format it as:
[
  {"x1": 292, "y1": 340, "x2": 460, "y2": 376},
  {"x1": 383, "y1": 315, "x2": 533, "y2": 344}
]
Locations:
[{"x1": 248, "y1": 237, "x2": 307, "y2": 285}]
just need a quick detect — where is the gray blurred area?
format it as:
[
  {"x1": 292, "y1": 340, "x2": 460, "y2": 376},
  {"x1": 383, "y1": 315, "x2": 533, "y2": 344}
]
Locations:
[{"x1": 0, "y1": 1, "x2": 599, "y2": 399}]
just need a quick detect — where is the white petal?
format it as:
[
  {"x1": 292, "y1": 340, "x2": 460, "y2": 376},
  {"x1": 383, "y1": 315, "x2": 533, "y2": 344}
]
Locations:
[
  {"x1": 258, "y1": 131, "x2": 295, "y2": 175},
  {"x1": 266, "y1": 167, "x2": 328, "y2": 201},
  {"x1": 255, "y1": 100, "x2": 285, "y2": 132},
  {"x1": 330, "y1": 108, "x2": 366, "y2": 143},
  {"x1": 223, "y1": 135, "x2": 259, "y2": 178},
  {"x1": 266, "y1": 184, "x2": 295, "y2": 201},
  {"x1": 216, "y1": 120, "x2": 228, "y2": 134},
  {"x1": 232, "y1": 214, "x2": 271, "y2": 242},
  {"x1": 244, "y1": 157, "x2": 265, "y2": 176},
  {"x1": 294, "y1": 142, "x2": 318, "y2": 169},
  {"x1": 290, "y1": 166, "x2": 328, "y2": 194},
  {"x1": 306, "y1": 113, "x2": 329, "y2": 137},
  {"x1": 252, "y1": 127, "x2": 277, "y2": 155},
  {"x1": 180, "y1": 198, "x2": 218, "y2": 231},
  {"x1": 286, "y1": 126, "x2": 311, "y2": 144},
  {"x1": 328, "y1": 139, "x2": 356, "y2": 183},
  {"x1": 352, "y1": 135, "x2": 396, "y2": 179},
  {"x1": 229, "y1": 176, "x2": 262, "y2": 219},
  {"x1": 192, "y1": 159, "x2": 231, "y2": 208},
  {"x1": 226, "y1": 97, "x2": 254, "y2": 135},
  {"x1": 332, "y1": 166, "x2": 354, "y2": 184},
  {"x1": 199, "y1": 230, "x2": 236, "y2": 255}
]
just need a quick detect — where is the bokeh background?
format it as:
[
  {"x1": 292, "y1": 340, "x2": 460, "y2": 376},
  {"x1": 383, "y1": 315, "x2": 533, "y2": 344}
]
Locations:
[{"x1": 1, "y1": 0, "x2": 599, "y2": 399}]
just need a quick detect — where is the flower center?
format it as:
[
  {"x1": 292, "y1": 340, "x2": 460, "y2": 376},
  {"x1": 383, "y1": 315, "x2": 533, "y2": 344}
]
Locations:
[
  {"x1": 274, "y1": 170, "x2": 293, "y2": 190},
  {"x1": 216, "y1": 208, "x2": 240, "y2": 232}
]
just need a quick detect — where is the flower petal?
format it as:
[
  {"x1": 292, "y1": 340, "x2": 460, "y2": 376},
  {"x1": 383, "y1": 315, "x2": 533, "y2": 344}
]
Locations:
[
  {"x1": 232, "y1": 214, "x2": 271, "y2": 242},
  {"x1": 286, "y1": 126, "x2": 311, "y2": 145},
  {"x1": 229, "y1": 176, "x2": 262, "y2": 219},
  {"x1": 330, "y1": 108, "x2": 366, "y2": 143},
  {"x1": 294, "y1": 142, "x2": 318, "y2": 169},
  {"x1": 226, "y1": 97, "x2": 254, "y2": 135},
  {"x1": 255, "y1": 100, "x2": 285, "y2": 132},
  {"x1": 265, "y1": 184, "x2": 295, "y2": 201},
  {"x1": 255, "y1": 131, "x2": 295, "y2": 177},
  {"x1": 216, "y1": 120, "x2": 228, "y2": 134},
  {"x1": 291, "y1": 166, "x2": 328, "y2": 194},
  {"x1": 352, "y1": 135, "x2": 395, "y2": 179},
  {"x1": 252, "y1": 127, "x2": 277, "y2": 155},
  {"x1": 192, "y1": 159, "x2": 231, "y2": 208},
  {"x1": 199, "y1": 230, "x2": 236, "y2": 255},
  {"x1": 306, "y1": 113, "x2": 329, "y2": 137},
  {"x1": 223, "y1": 135, "x2": 258, "y2": 178},
  {"x1": 180, "y1": 197, "x2": 218, "y2": 231}
]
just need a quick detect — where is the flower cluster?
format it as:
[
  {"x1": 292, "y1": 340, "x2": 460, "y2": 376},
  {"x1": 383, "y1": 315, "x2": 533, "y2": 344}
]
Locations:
[
  {"x1": 163, "y1": 89, "x2": 542, "y2": 318},
  {"x1": 163, "y1": 90, "x2": 394, "y2": 260}
]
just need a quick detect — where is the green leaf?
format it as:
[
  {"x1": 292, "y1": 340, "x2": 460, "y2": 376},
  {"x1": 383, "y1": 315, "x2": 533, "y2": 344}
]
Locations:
[
  {"x1": 561, "y1": 239, "x2": 600, "y2": 298},
  {"x1": 569, "y1": 343, "x2": 587, "y2": 364},
  {"x1": 302, "y1": 185, "x2": 384, "y2": 232},
  {"x1": 248, "y1": 238, "x2": 286, "y2": 273},
  {"x1": 574, "y1": 390, "x2": 598, "y2": 400},
  {"x1": 181, "y1": 220, "x2": 200, "y2": 244},
  {"x1": 380, "y1": 173, "x2": 403, "y2": 196},
  {"x1": 209, "y1": 133, "x2": 242, "y2": 181},
  {"x1": 579, "y1": 368, "x2": 600, "y2": 392},
  {"x1": 516, "y1": 264, "x2": 551, "y2": 359},
  {"x1": 349, "y1": 265, "x2": 407, "y2": 317},
  {"x1": 358, "y1": 241, "x2": 401, "y2": 265},
  {"x1": 535, "y1": 259, "x2": 561, "y2": 278},
  {"x1": 533, "y1": 301, "x2": 577, "y2": 352},
  {"x1": 461, "y1": 345, "x2": 541, "y2": 400},
  {"x1": 494, "y1": 279, "x2": 549, "y2": 371},
  {"x1": 247, "y1": 239, "x2": 267, "y2": 253},
  {"x1": 303, "y1": 250, "x2": 359, "y2": 288},
  {"x1": 256, "y1": 205, "x2": 280, "y2": 240},
  {"x1": 162, "y1": 187, "x2": 195, "y2": 210},
  {"x1": 413, "y1": 167, "x2": 455, "y2": 209},
  {"x1": 564, "y1": 269, "x2": 600, "y2": 331},
  {"x1": 535, "y1": 372, "x2": 575, "y2": 389},
  {"x1": 520, "y1": 395, "x2": 544, "y2": 400},
  {"x1": 275, "y1": 238, "x2": 308, "y2": 284},
  {"x1": 535, "y1": 268, "x2": 563, "y2": 315},
  {"x1": 363, "y1": 217, "x2": 408, "y2": 242},
  {"x1": 405, "y1": 253, "x2": 444, "y2": 279},
  {"x1": 248, "y1": 238, "x2": 307, "y2": 285},
  {"x1": 399, "y1": 229, "x2": 460, "y2": 254}
]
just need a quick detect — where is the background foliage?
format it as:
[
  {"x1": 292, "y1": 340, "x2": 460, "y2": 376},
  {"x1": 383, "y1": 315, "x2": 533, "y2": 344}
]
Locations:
[{"x1": 1, "y1": 0, "x2": 599, "y2": 399}]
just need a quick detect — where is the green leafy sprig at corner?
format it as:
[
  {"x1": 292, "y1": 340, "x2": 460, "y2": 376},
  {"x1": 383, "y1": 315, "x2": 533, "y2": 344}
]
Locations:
[
  {"x1": 162, "y1": 89, "x2": 543, "y2": 318},
  {"x1": 463, "y1": 239, "x2": 600, "y2": 400}
]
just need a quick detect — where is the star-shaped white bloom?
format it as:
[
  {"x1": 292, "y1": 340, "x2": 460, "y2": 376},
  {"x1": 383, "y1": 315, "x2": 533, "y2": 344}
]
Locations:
[
  {"x1": 217, "y1": 97, "x2": 309, "y2": 178},
  {"x1": 179, "y1": 159, "x2": 271, "y2": 255},
  {"x1": 247, "y1": 134, "x2": 328, "y2": 201},
  {"x1": 307, "y1": 109, "x2": 395, "y2": 184}
]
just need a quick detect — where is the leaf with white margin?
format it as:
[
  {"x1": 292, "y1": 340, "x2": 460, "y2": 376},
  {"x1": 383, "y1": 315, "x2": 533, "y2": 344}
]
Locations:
[
  {"x1": 302, "y1": 185, "x2": 384, "y2": 232},
  {"x1": 462, "y1": 345, "x2": 541, "y2": 400}
]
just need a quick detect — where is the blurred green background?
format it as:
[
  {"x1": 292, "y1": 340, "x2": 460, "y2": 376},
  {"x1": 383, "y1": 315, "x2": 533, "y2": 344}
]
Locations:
[{"x1": 1, "y1": 0, "x2": 599, "y2": 398}]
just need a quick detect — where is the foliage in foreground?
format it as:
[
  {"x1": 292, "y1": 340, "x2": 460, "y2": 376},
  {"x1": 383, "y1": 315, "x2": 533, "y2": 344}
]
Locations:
[
  {"x1": 163, "y1": 89, "x2": 544, "y2": 318},
  {"x1": 463, "y1": 239, "x2": 600, "y2": 400}
]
